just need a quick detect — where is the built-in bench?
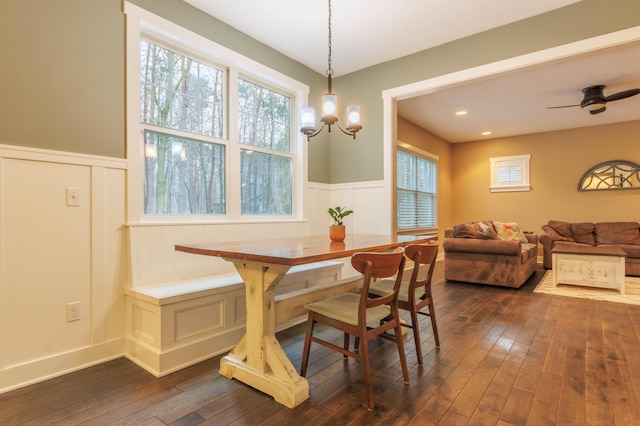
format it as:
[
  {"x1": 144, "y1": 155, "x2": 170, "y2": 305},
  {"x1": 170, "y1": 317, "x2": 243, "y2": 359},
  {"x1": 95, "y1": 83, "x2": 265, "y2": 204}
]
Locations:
[{"x1": 124, "y1": 224, "x2": 349, "y2": 377}]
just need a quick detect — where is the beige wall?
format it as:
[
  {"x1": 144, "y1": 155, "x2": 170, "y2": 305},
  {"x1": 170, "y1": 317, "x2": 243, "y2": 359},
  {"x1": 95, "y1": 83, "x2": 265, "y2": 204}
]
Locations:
[
  {"x1": 397, "y1": 117, "x2": 453, "y2": 242},
  {"x1": 450, "y1": 120, "x2": 640, "y2": 234}
]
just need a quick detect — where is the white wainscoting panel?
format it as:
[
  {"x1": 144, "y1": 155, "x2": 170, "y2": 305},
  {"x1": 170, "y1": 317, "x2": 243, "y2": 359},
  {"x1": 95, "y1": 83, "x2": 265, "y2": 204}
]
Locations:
[
  {"x1": 0, "y1": 144, "x2": 127, "y2": 393},
  {"x1": 0, "y1": 141, "x2": 389, "y2": 391}
]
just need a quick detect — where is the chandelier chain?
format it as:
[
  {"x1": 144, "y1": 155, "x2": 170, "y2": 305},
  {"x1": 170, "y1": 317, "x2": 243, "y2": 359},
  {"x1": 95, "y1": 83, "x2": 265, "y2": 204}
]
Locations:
[
  {"x1": 299, "y1": 0, "x2": 361, "y2": 141},
  {"x1": 327, "y1": 0, "x2": 333, "y2": 76}
]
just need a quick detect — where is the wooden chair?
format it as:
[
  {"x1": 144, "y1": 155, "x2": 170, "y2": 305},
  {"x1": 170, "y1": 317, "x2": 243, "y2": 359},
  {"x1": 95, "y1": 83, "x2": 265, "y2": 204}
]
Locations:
[
  {"x1": 367, "y1": 243, "x2": 440, "y2": 365},
  {"x1": 300, "y1": 248, "x2": 409, "y2": 411}
]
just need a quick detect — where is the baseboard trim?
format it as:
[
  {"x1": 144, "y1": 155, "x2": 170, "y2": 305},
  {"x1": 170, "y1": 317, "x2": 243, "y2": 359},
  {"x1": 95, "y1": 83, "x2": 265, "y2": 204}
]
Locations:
[{"x1": 0, "y1": 338, "x2": 125, "y2": 394}]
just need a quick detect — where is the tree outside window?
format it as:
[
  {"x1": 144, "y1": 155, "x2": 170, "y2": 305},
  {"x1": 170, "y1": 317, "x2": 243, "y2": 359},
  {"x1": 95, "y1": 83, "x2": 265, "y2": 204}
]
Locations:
[{"x1": 139, "y1": 41, "x2": 294, "y2": 217}]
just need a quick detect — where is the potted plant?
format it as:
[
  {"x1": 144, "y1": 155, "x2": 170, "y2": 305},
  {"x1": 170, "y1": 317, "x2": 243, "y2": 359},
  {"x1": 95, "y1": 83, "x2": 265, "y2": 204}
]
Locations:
[{"x1": 328, "y1": 206, "x2": 354, "y2": 242}]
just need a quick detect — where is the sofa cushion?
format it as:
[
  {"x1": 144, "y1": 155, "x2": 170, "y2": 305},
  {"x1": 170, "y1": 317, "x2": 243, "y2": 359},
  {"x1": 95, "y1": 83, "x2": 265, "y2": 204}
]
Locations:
[
  {"x1": 617, "y1": 244, "x2": 640, "y2": 258},
  {"x1": 520, "y1": 243, "x2": 537, "y2": 262},
  {"x1": 595, "y1": 222, "x2": 640, "y2": 245},
  {"x1": 548, "y1": 220, "x2": 573, "y2": 238},
  {"x1": 453, "y1": 222, "x2": 478, "y2": 238},
  {"x1": 494, "y1": 221, "x2": 528, "y2": 242},
  {"x1": 453, "y1": 220, "x2": 498, "y2": 240},
  {"x1": 570, "y1": 222, "x2": 596, "y2": 245},
  {"x1": 541, "y1": 225, "x2": 574, "y2": 242}
]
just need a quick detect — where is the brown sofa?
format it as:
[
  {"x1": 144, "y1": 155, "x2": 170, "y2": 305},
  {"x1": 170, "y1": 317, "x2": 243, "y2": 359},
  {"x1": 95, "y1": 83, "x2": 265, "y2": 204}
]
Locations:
[
  {"x1": 443, "y1": 221, "x2": 539, "y2": 288},
  {"x1": 539, "y1": 220, "x2": 640, "y2": 276}
]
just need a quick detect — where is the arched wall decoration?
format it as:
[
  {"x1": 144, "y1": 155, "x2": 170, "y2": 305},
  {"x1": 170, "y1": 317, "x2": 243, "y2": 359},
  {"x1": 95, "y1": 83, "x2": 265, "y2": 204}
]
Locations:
[{"x1": 578, "y1": 160, "x2": 640, "y2": 191}]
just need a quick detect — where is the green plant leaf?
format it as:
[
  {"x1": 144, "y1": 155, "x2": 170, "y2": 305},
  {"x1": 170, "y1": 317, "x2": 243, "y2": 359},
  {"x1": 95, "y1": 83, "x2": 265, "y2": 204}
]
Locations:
[{"x1": 328, "y1": 206, "x2": 354, "y2": 226}]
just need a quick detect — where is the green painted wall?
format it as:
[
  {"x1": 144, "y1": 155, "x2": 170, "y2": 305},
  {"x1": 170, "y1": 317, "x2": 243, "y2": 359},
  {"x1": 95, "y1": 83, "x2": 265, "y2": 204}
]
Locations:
[
  {"x1": 0, "y1": 0, "x2": 330, "y2": 181},
  {"x1": 1, "y1": 0, "x2": 639, "y2": 184},
  {"x1": 1, "y1": 0, "x2": 125, "y2": 158},
  {"x1": 330, "y1": 0, "x2": 640, "y2": 183}
]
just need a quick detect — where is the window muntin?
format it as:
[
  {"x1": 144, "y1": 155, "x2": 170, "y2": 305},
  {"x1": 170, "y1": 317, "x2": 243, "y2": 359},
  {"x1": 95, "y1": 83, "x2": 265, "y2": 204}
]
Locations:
[{"x1": 397, "y1": 150, "x2": 437, "y2": 230}]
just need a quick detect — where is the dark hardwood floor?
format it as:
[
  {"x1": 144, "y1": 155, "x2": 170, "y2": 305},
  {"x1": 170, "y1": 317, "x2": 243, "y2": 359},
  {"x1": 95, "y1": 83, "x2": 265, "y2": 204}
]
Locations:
[{"x1": 3, "y1": 262, "x2": 640, "y2": 425}]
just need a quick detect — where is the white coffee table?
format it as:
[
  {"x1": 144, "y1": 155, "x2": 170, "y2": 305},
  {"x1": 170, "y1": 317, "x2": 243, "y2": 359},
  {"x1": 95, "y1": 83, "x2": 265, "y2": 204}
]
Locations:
[{"x1": 552, "y1": 245, "x2": 626, "y2": 294}]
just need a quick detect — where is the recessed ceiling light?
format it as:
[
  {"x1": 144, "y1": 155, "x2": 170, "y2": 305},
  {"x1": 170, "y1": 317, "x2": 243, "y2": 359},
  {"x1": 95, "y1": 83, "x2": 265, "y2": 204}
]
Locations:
[
  {"x1": 455, "y1": 110, "x2": 467, "y2": 116},
  {"x1": 481, "y1": 131, "x2": 492, "y2": 136}
]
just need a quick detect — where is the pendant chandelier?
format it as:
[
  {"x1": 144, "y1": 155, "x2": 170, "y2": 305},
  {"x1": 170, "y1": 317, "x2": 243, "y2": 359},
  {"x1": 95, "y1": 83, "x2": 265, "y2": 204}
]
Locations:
[{"x1": 300, "y1": 0, "x2": 362, "y2": 141}]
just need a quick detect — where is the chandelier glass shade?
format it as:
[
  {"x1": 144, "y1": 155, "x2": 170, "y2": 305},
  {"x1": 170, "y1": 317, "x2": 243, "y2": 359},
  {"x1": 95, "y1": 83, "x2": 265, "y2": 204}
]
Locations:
[{"x1": 300, "y1": 0, "x2": 362, "y2": 141}]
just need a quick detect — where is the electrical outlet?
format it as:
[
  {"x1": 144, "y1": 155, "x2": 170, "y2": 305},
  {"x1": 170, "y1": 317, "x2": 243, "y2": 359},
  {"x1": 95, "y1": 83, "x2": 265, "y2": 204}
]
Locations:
[{"x1": 67, "y1": 302, "x2": 81, "y2": 322}]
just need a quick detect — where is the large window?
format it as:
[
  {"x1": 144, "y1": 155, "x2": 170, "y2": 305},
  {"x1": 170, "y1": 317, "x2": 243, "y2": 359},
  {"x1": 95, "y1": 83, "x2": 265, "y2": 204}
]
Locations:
[
  {"x1": 125, "y1": 3, "x2": 307, "y2": 223},
  {"x1": 396, "y1": 148, "x2": 437, "y2": 232}
]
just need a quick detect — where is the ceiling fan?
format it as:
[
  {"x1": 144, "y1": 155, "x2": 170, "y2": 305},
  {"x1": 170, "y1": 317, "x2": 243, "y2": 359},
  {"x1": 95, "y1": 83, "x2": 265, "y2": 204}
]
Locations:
[{"x1": 547, "y1": 84, "x2": 640, "y2": 115}]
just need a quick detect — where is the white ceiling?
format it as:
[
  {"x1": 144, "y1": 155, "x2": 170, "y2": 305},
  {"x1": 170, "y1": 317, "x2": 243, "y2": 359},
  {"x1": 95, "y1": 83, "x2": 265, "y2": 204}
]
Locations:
[
  {"x1": 398, "y1": 41, "x2": 640, "y2": 142},
  {"x1": 183, "y1": 0, "x2": 640, "y2": 143}
]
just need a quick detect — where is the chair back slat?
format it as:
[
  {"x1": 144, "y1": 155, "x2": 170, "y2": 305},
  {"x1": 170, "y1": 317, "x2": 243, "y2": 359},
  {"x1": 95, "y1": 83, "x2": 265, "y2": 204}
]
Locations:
[
  {"x1": 351, "y1": 248, "x2": 405, "y2": 277},
  {"x1": 351, "y1": 248, "x2": 405, "y2": 313},
  {"x1": 406, "y1": 244, "x2": 438, "y2": 297}
]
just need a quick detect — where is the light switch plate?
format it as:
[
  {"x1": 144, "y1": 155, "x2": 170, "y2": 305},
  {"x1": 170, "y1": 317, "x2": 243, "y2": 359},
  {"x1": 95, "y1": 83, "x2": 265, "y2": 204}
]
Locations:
[{"x1": 66, "y1": 187, "x2": 80, "y2": 206}]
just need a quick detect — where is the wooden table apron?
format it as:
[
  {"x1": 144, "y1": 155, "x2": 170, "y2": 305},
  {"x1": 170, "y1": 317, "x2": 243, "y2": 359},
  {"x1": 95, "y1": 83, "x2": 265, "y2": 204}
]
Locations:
[{"x1": 175, "y1": 234, "x2": 435, "y2": 408}]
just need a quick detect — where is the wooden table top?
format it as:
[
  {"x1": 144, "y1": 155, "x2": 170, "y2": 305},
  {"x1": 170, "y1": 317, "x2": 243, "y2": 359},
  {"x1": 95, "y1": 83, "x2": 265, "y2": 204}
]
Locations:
[
  {"x1": 175, "y1": 234, "x2": 436, "y2": 266},
  {"x1": 551, "y1": 244, "x2": 627, "y2": 257}
]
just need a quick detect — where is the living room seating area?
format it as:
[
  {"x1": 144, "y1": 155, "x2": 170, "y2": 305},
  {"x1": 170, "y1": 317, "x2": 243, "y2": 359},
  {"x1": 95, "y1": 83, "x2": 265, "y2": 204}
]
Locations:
[{"x1": 539, "y1": 220, "x2": 640, "y2": 276}]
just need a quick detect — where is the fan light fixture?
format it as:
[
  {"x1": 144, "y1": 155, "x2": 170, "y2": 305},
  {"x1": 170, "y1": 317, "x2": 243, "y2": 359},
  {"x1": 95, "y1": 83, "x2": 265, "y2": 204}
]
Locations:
[
  {"x1": 580, "y1": 85, "x2": 607, "y2": 114},
  {"x1": 548, "y1": 84, "x2": 640, "y2": 115},
  {"x1": 300, "y1": 0, "x2": 362, "y2": 141}
]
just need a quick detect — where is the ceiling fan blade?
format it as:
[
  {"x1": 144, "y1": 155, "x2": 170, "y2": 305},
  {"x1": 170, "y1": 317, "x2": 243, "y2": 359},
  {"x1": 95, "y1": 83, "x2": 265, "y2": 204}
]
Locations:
[
  {"x1": 605, "y1": 88, "x2": 640, "y2": 102},
  {"x1": 546, "y1": 104, "x2": 580, "y2": 109},
  {"x1": 590, "y1": 106, "x2": 607, "y2": 115}
]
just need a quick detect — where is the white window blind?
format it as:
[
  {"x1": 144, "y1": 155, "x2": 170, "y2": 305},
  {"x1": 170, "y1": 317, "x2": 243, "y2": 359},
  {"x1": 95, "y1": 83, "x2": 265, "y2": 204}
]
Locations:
[
  {"x1": 397, "y1": 149, "x2": 437, "y2": 230},
  {"x1": 497, "y1": 164, "x2": 523, "y2": 184}
]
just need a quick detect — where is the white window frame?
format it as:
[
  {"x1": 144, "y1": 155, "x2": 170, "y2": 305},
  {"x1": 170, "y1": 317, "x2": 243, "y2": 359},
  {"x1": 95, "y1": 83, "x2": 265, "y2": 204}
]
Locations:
[
  {"x1": 124, "y1": 2, "x2": 308, "y2": 224},
  {"x1": 396, "y1": 141, "x2": 439, "y2": 236},
  {"x1": 490, "y1": 154, "x2": 531, "y2": 192}
]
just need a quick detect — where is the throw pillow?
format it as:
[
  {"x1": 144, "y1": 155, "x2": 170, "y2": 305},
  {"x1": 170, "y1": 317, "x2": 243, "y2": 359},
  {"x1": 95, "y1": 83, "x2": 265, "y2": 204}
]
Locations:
[
  {"x1": 494, "y1": 221, "x2": 528, "y2": 242},
  {"x1": 541, "y1": 225, "x2": 574, "y2": 242},
  {"x1": 475, "y1": 220, "x2": 499, "y2": 240}
]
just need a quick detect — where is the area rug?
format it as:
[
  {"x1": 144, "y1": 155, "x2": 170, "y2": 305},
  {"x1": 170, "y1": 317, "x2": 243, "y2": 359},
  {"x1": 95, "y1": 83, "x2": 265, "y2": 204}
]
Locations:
[{"x1": 534, "y1": 271, "x2": 640, "y2": 305}]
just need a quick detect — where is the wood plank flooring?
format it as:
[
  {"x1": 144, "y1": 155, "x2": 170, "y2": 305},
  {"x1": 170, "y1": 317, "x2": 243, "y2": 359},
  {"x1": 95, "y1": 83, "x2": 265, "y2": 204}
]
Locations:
[{"x1": 3, "y1": 262, "x2": 640, "y2": 425}]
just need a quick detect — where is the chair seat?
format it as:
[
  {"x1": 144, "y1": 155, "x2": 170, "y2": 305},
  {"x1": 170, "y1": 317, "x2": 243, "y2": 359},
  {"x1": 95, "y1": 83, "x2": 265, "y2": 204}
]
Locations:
[
  {"x1": 301, "y1": 249, "x2": 410, "y2": 411},
  {"x1": 369, "y1": 279, "x2": 425, "y2": 303},
  {"x1": 305, "y1": 293, "x2": 391, "y2": 326}
]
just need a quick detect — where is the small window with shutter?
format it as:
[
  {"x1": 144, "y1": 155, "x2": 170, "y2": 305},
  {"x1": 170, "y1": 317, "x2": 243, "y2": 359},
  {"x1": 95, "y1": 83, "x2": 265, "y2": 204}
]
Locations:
[{"x1": 490, "y1": 154, "x2": 531, "y2": 192}]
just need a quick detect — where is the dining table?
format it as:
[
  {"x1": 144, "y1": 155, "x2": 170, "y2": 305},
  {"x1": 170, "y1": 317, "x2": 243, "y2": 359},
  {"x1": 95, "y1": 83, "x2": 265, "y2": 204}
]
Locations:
[{"x1": 175, "y1": 233, "x2": 436, "y2": 408}]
